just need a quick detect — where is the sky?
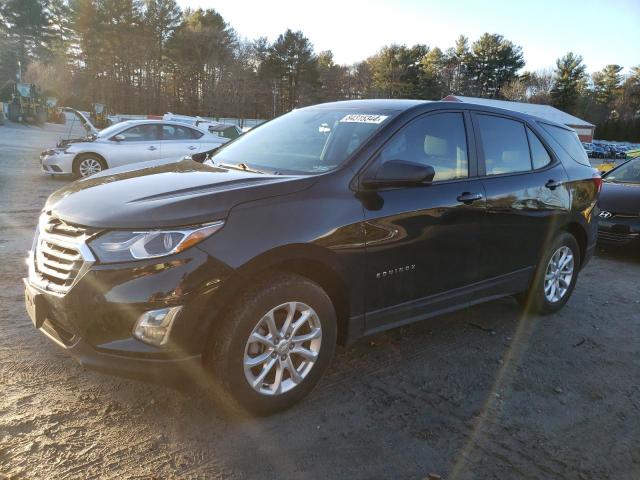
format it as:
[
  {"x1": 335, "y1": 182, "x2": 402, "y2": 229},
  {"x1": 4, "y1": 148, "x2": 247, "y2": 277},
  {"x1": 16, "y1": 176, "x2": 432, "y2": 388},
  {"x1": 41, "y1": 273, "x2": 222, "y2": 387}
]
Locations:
[{"x1": 176, "y1": 0, "x2": 639, "y2": 73}]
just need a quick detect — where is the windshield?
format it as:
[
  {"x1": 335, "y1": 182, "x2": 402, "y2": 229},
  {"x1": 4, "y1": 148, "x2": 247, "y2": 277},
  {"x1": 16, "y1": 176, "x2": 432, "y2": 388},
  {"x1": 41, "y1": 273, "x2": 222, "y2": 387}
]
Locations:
[
  {"x1": 604, "y1": 158, "x2": 640, "y2": 183},
  {"x1": 97, "y1": 122, "x2": 130, "y2": 138},
  {"x1": 210, "y1": 108, "x2": 396, "y2": 174}
]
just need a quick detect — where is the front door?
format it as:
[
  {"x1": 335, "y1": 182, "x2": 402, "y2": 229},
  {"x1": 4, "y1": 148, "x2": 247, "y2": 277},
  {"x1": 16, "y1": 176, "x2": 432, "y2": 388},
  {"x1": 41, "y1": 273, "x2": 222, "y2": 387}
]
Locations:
[
  {"x1": 361, "y1": 111, "x2": 486, "y2": 333},
  {"x1": 108, "y1": 123, "x2": 162, "y2": 167}
]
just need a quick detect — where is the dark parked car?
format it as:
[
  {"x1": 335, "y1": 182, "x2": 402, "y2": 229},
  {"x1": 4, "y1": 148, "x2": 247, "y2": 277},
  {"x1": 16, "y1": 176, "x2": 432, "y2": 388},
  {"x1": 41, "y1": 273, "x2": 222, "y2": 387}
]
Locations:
[
  {"x1": 597, "y1": 157, "x2": 640, "y2": 246},
  {"x1": 603, "y1": 145, "x2": 626, "y2": 160},
  {"x1": 207, "y1": 123, "x2": 243, "y2": 140},
  {"x1": 24, "y1": 100, "x2": 600, "y2": 414},
  {"x1": 592, "y1": 145, "x2": 606, "y2": 159},
  {"x1": 612, "y1": 147, "x2": 627, "y2": 160}
]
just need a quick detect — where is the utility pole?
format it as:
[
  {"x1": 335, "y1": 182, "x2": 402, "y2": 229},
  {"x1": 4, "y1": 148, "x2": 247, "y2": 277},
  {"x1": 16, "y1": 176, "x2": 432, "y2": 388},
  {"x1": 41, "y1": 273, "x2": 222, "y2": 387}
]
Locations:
[{"x1": 272, "y1": 84, "x2": 277, "y2": 119}]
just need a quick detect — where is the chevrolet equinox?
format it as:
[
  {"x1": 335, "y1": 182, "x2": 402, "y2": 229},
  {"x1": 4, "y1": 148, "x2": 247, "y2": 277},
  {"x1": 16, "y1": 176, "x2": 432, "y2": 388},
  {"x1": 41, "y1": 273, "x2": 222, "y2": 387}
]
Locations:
[{"x1": 24, "y1": 100, "x2": 600, "y2": 414}]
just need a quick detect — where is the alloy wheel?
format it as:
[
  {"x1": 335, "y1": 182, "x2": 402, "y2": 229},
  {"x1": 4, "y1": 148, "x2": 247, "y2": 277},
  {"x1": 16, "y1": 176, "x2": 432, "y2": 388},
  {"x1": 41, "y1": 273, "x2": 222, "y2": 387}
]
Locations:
[
  {"x1": 544, "y1": 246, "x2": 574, "y2": 303},
  {"x1": 243, "y1": 301, "x2": 322, "y2": 396},
  {"x1": 79, "y1": 158, "x2": 102, "y2": 177}
]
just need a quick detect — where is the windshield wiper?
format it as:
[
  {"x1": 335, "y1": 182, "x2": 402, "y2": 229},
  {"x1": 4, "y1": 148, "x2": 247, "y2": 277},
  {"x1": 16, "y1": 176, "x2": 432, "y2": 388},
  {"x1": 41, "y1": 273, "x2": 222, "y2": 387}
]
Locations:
[{"x1": 217, "y1": 162, "x2": 275, "y2": 175}]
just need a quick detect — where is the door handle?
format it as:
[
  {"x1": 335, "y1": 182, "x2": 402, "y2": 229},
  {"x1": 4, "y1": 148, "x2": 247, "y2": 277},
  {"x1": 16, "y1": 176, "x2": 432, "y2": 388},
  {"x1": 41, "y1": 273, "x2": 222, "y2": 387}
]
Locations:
[
  {"x1": 457, "y1": 192, "x2": 483, "y2": 204},
  {"x1": 147, "y1": 146, "x2": 157, "y2": 151},
  {"x1": 545, "y1": 179, "x2": 563, "y2": 190}
]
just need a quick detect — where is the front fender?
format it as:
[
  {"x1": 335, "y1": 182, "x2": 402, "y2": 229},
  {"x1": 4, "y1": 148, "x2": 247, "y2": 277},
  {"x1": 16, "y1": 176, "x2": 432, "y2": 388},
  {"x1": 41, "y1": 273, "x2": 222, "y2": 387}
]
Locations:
[{"x1": 193, "y1": 181, "x2": 367, "y2": 345}]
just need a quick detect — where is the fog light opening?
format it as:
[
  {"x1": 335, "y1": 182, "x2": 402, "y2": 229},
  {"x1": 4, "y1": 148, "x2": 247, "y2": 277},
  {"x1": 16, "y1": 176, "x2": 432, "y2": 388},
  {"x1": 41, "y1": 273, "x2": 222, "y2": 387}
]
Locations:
[{"x1": 133, "y1": 306, "x2": 182, "y2": 347}]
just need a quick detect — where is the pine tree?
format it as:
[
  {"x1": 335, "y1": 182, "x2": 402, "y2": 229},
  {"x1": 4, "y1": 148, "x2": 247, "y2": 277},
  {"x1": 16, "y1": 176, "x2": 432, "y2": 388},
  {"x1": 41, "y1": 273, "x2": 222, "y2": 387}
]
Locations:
[
  {"x1": 420, "y1": 47, "x2": 447, "y2": 99},
  {"x1": 143, "y1": 0, "x2": 181, "y2": 111},
  {"x1": 550, "y1": 52, "x2": 587, "y2": 114},
  {"x1": 316, "y1": 50, "x2": 349, "y2": 103},
  {"x1": 466, "y1": 33, "x2": 525, "y2": 98},
  {"x1": 450, "y1": 35, "x2": 470, "y2": 94},
  {"x1": 263, "y1": 29, "x2": 318, "y2": 112},
  {"x1": 592, "y1": 64, "x2": 623, "y2": 105},
  {"x1": 367, "y1": 44, "x2": 427, "y2": 99},
  {"x1": 1, "y1": 0, "x2": 50, "y2": 79}
]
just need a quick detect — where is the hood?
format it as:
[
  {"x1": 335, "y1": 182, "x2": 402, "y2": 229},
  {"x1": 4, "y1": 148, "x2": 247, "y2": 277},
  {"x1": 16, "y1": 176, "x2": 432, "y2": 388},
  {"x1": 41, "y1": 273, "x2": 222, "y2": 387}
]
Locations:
[
  {"x1": 54, "y1": 108, "x2": 98, "y2": 148},
  {"x1": 45, "y1": 161, "x2": 316, "y2": 228},
  {"x1": 599, "y1": 181, "x2": 640, "y2": 215},
  {"x1": 62, "y1": 107, "x2": 99, "y2": 135}
]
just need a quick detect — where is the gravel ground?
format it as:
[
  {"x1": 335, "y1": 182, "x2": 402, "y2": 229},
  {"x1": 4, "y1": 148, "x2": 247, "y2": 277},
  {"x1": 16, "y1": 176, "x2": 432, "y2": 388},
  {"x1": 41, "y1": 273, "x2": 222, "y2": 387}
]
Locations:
[{"x1": 0, "y1": 121, "x2": 639, "y2": 480}]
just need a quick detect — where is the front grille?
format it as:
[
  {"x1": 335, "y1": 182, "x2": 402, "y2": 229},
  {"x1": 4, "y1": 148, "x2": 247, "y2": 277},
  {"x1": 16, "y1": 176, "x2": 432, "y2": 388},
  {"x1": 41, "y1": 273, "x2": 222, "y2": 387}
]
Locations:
[
  {"x1": 606, "y1": 213, "x2": 640, "y2": 219},
  {"x1": 597, "y1": 230, "x2": 640, "y2": 244},
  {"x1": 32, "y1": 214, "x2": 95, "y2": 294}
]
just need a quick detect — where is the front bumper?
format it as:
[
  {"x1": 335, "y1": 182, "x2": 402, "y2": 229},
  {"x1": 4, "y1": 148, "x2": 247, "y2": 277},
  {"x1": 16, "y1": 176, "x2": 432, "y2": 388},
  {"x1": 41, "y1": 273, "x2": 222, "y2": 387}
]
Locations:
[
  {"x1": 24, "y1": 243, "x2": 233, "y2": 384},
  {"x1": 28, "y1": 294, "x2": 203, "y2": 383},
  {"x1": 40, "y1": 151, "x2": 74, "y2": 175},
  {"x1": 597, "y1": 216, "x2": 640, "y2": 246}
]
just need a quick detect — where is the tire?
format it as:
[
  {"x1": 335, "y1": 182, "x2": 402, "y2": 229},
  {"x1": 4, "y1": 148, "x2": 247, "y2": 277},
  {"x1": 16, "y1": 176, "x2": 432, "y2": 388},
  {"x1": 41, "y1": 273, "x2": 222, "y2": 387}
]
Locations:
[
  {"x1": 205, "y1": 272, "x2": 337, "y2": 415},
  {"x1": 518, "y1": 232, "x2": 581, "y2": 315},
  {"x1": 73, "y1": 154, "x2": 106, "y2": 179}
]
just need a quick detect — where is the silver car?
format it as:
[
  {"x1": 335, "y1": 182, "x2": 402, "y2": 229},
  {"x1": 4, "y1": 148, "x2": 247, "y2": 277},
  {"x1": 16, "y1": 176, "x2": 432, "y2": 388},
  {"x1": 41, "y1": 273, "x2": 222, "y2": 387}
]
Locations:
[{"x1": 40, "y1": 120, "x2": 229, "y2": 178}]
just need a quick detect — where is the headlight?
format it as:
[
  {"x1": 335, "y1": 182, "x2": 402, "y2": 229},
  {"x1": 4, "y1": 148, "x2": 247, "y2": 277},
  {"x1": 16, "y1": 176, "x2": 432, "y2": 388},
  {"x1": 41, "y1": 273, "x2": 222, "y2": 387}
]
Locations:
[
  {"x1": 89, "y1": 221, "x2": 224, "y2": 263},
  {"x1": 42, "y1": 148, "x2": 66, "y2": 157}
]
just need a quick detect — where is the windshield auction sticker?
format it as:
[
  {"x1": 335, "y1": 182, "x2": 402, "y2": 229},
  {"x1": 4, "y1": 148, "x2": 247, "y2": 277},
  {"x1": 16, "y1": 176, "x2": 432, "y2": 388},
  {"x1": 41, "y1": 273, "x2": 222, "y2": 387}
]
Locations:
[{"x1": 339, "y1": 114, "x2": 388, "y2": 124}]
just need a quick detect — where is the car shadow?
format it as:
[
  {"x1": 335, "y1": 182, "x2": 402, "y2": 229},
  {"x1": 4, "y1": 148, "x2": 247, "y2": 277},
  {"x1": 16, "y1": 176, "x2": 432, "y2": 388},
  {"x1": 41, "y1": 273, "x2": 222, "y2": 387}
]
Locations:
[
  {"x1": 108, "y1": 297, "x2": 526, "y2": 422},
  {"x1": 595, "y1": 244, "x2": 640, "y2": 265},
  {"x1": 34, "y1": 286, "x2": 616, "y2": 478}
]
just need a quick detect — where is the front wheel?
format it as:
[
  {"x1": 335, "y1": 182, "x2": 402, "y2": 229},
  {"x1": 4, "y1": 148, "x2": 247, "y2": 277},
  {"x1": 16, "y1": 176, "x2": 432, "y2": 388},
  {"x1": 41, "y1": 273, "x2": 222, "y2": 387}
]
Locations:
[
  {"x1": 518, "y1": 232, "x2": 581, "y2": 314},
  {"x1": 205, "y1": 273, "x2": 337, "y2": 415},
  {"x1": 73, "y1": 154, "x2": 106, "y2": 179}
]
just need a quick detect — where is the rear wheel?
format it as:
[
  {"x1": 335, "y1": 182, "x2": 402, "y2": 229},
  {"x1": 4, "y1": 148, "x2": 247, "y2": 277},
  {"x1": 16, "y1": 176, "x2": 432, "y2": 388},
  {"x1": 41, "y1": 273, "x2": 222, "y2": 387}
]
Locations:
[
  {"x1": 518, "y1": 232, "x2": 581, "y2": 314},
  {"x1": 205, "y1": 273, "x2": 337, "y2": 415},
  {"x1": 73, "y1": 154, "x2": 106, "y2": 179}
]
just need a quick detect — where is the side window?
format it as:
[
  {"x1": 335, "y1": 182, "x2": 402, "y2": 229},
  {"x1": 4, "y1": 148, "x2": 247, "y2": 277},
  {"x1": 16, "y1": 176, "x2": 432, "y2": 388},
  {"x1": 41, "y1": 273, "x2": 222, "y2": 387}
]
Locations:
[
  {"x1": 539, "y1": 123, "x2": 591, "y2": 166},
  {"x1": 476, "y1": 115, "x2": 531, "y2": 175},
  {"x1": 379, "y1": 112, "x2": 469, "y2": 181},
  {"x1": 527, "y1": 127, "x2": 552, "y2": 169},
  {"x1": 119, "y1": 124, "x2": 159, "y2": 142},
  {"x1": 162, "y1": 124, "x2": 201, "y2": 140},
  {"x1": 189, "y1": 128, "x2": 204, "y2": 139}
]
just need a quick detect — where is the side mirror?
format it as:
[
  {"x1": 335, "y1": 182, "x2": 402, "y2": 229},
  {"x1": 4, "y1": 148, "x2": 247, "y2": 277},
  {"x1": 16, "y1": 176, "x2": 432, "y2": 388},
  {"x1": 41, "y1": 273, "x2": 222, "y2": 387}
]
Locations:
[
  {"x1": 361, "y1": 160, "x2": 435, "y2": 189},
  {"x1": 112, "y1": 134, "x2": 125, "y2": 142}
]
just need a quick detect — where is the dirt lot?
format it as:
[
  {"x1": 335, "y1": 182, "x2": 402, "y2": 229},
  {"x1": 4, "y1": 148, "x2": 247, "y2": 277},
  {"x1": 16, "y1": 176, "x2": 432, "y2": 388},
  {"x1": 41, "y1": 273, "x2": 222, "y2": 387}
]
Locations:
[{"x1": 0, "y1": 121, "x2": 639, "y2": 480}]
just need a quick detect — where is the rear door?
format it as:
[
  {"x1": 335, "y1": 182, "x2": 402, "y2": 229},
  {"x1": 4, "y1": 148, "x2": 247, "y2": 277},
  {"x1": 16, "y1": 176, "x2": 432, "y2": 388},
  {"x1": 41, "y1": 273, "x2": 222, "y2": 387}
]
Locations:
[
  {"x1": 472, "y1": 112, "x2": 570, "y2": 285},
  {"x1": 108, "y1": 123, "x2": 162, "y2": 167},
  {"x1": 362, "y1": 110, "x2": 487, "y2": 332},
  {"x1": 159, "y1": 124, "x2": 211, "y2": 160}
]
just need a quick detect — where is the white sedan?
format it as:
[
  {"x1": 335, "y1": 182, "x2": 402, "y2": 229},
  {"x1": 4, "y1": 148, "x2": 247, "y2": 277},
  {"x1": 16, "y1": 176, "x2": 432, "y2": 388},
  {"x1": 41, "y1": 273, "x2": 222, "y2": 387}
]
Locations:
[{"x1": 40, "y1": 120, "x2": 229, "y2": 178}]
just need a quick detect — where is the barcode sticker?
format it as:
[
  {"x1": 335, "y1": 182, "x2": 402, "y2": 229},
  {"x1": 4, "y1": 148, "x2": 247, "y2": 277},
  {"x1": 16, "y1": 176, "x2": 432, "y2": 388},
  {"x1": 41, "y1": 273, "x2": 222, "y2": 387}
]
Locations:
[{"x1": 339, "y1": 114, "x2": 388, "y2": 124}]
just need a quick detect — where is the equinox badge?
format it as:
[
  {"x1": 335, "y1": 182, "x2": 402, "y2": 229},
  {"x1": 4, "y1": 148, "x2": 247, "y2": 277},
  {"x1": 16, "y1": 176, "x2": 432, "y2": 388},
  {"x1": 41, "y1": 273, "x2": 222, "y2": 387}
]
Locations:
[{"x1": 376, "y1": 264, "x2": 416, "y2": 279}]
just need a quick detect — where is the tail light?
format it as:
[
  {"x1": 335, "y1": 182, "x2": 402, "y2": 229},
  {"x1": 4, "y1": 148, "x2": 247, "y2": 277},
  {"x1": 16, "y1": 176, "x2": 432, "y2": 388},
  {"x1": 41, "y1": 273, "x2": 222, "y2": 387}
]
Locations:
[{"x1": 592, "y1": 170, "x2": 603, "y2": 194}]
